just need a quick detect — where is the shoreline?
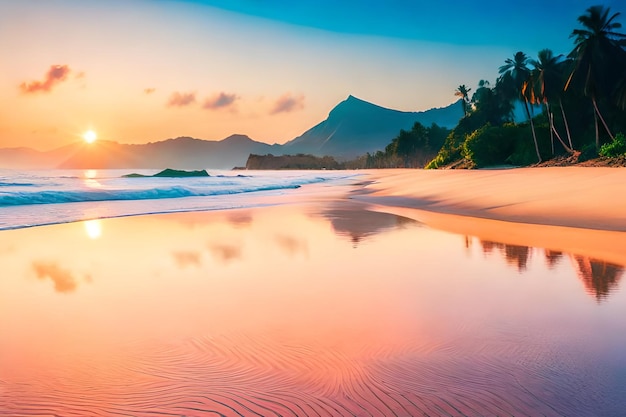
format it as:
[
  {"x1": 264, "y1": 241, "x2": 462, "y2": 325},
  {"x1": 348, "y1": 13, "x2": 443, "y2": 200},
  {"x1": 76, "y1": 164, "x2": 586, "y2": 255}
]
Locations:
[{"x1": 2, "y1": 167, "x2": 625, "y2": 234}]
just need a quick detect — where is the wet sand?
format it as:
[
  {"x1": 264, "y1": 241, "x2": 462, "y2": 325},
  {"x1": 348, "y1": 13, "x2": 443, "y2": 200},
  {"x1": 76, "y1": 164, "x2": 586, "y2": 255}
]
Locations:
[
  {"x1": 356, "y1": 167, "x2": 626, "y2": 267},
  {"x1": 2, "y1": 168, "x2": 626, "y2": 416}
]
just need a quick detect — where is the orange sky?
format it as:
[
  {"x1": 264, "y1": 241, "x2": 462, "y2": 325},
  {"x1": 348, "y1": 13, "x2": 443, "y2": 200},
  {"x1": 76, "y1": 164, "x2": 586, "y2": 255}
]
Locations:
[{"x1": 0, "y1": 0, "x2": 606, "y2": 151}]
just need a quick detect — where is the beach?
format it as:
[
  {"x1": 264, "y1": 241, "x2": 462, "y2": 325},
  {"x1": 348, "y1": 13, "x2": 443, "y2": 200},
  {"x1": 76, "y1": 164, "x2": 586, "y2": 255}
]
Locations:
[
  {"x1": 1, "y1": 167, "x2": 626, "y2": 416},
  {"x1": 355, "y1": 167, "x2": 626, "y2": 267},
  {"x1": 359, "y1": 167, "x2": 626, "y2": 231}
]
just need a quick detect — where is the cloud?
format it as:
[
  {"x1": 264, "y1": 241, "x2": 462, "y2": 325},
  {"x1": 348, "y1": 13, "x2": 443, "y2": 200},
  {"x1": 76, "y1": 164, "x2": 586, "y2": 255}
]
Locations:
[
  {"x1": 271, "y1": 93, "x2": 305, "y2": 115},
  {"x1": 203, "y1": 92, "x2": 238, "y2": 110},
  {"x1": 20, "y1": 65, "x2": 71, "y2": 94},
  {"x1": 144, "y1": 87, "x2": 156, "y2": 94},
  {"x1": 32, "y1": 261, "x2": 77, "y2": 293},
  {"x1": 167, "y1": 91, "x2": 196, "y2": 107}
]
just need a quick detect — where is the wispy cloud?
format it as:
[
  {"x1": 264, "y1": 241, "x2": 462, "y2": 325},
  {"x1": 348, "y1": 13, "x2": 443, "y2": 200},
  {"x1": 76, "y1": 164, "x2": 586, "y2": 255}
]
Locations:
[
  {"x1": 144, "y1": 87, "x2": 156, "y2": 94},
  {"x1": 167, "y1": 91, "x2": 196, "y2": 107},
  {"x1": 20, "y1": 65, "x2": 71, "y2": 94},
  {"x1": 203, "y1": 92, "x2": 238, "y2": 110},
  {"x1": 271, "y1": 93, "x2": 305, "y2": 115}
]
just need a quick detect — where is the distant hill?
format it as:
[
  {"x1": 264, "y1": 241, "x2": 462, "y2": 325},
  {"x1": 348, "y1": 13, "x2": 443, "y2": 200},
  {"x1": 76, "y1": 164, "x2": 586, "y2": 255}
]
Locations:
[
  {"x1": 0, "y1": 97, "x2": 463, "y2": 169},
  {"x1": 56, "y1": 135, "x2": 278, "y2": 170},
  {"x1": 282, "y1": 95, "x2": 463, "y2": 158},
  {"x1": 0, "y1": 147, "x2": 52, "y2": 169},
  {"x1": 0, "y1": 135, "x2": 278, "y2": 170},
  {"x1": 245, "y1": 154, "x2": 343, "y2": 170}
]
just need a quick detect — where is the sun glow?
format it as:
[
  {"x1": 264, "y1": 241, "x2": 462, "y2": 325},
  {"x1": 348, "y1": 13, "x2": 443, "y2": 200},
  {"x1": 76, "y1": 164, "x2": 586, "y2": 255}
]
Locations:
[{"x1": 83, "y1": 130, "x2": 97, "y2": 144}]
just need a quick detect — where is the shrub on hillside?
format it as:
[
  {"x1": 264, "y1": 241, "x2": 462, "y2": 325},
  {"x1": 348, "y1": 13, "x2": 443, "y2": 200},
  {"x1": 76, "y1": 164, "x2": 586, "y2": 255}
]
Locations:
[
  {"x1": 462, "y1": 124, "x2": 517, "y2": 167},
  {"x1": 599, "y1": 133, "x2": 626, "y2": 157},
  {"x1": 425, "y1": 131, "x2": 463, "y2": 169},
  {"x1": 505, "y1": 124, "x2": 551, "y2": 166}
]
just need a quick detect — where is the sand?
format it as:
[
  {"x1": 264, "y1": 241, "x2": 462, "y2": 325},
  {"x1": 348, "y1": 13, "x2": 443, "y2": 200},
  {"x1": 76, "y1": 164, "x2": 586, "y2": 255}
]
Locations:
[
  {"x1": 3, "y1": 169, "x2": 626, "y2": 415},
  {"x1": 352, "y1": 167, "x2": 626, "y2": 266},
  {"x1": 357, "y1": 167, "x2": 626, "y2": 232}
]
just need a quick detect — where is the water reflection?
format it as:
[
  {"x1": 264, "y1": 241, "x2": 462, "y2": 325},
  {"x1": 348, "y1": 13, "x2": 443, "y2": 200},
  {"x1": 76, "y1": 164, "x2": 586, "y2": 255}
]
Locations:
[
  {"x1": 544, "y1": 249, "x2": 563, "y2": 269},
  {"x1": 274, "y1": 234, "x2": 309, "y2": 258},
  {"x1": 480, "y1": 240, "x2": 531, "y2": 272},
  {"x1": 475, "y1": 237, "x2": 624, "y2": 301},
  {"x1": 32, "y1": 261, "x2": 81, "y2": 293},
  {"x1": 571, "y1": 256, "x2": 624, "y2": 302},
  {"x1": 2, "y1": 203, "x2": 626, "y2": 416},
  {"x1": 172, "y1": 250, "x2": 202, "y2": 268},
  {"x1": 208, "y1": 243, "x2": 242, "y2": 264},
  {"x1": 84, "y1": 219, "x2": 102, "y2": 239},
  {"x1": 320, "y1": 205, "x2": 420, "y2": 247},
  {"x1": 227, "y1": 212, "x2": 253, "y2": 228},
  {"x1": 83, "y1": 169, "x2": 102, "y2": 189}
]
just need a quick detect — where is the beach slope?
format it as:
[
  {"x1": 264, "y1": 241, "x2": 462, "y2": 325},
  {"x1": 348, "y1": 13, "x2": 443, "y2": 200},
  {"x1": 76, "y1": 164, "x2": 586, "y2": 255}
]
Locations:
[{"x1": 357, "y1": 168, "x2": 626, "y2": 232}]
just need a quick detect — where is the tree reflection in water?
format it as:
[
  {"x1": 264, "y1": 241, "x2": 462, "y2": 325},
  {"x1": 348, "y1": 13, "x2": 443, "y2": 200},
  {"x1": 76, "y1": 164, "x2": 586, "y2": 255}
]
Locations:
[
  {"x1": 477, "y1": 239, "x2": 624, "y2": 301},
  {"x1": 570, "y1": 256, "x2": 624, "y2": 302},
  {"x1": 480, "y1": 240, "x2": 531, "y2": 272}
]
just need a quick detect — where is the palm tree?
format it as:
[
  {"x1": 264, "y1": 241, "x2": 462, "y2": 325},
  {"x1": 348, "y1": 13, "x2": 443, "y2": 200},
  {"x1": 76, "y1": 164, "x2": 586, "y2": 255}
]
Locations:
[
  {"x1": 530, "y1": 49, "x2": 574, "y2": 153},
  {"x1": 617, "y1": 75, "x2": 626, "y2": 110},
  {"x1": 454, "y1": 85, "x2": 472, "y2": 116},
  {"x1": 499, "y1": 51, "x2": 541, "y2": 162},
  {"x1": 468, "y1": 79, "x2": 514, "y2": 126},
  {"x1": 471, "y1": 80, "x2": 490, "y2": 110},
  {"x1": 566, "y1": 5, "x2": 626, "y2": 148}
]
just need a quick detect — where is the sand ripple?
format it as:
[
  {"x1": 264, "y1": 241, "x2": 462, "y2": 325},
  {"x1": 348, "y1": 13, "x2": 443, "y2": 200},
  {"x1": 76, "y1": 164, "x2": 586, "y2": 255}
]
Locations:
[{"x1": 1, "y1": 331, "x2": 620, "y2": 417}]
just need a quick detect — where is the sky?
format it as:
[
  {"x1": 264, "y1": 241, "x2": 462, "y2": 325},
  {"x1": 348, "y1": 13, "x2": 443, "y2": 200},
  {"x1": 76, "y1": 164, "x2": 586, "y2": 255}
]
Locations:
[{"x1": 0, "y1": 0, "x2": 622, "y2": 150}]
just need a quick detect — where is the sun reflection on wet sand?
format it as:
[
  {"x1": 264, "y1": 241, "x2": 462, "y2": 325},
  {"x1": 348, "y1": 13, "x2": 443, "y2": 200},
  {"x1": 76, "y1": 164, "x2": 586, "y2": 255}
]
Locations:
[
  {"x1": 1, "y1": 203, "x2": 626, "y2": 416},
  {"x1": 84, "y1": 219, "x2": 102, "y2": 239}
]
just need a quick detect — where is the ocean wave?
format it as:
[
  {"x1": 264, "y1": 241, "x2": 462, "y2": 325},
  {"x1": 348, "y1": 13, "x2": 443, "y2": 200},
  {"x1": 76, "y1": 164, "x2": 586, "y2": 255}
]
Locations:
[
  {"x1": 0, "y1": 181, "x2": 37, "y2": 187},
  {"x1": 0, "y1": 183, "x2": 305, "y2": 207}
]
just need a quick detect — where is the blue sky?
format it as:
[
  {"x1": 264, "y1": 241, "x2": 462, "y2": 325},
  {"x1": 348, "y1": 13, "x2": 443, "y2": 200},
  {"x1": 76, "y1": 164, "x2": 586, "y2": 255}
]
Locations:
[{"x1": 171, "y1": 0, "x2": 620, "y2": 51}]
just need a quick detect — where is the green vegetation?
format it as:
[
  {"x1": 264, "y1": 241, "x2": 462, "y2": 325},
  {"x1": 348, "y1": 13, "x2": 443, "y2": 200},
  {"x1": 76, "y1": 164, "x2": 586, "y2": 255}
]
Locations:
[
  {"x1": 246, "y1": 154, "x2": 344, "y2": 170},
  {"x1": 424, "y1": 5, "x2": 626, "y2": 168},
  {"x1": 123, "y1": 169, "x2": 210, "y2": 178},
  {"x1": 599, "y1": 133, "x2": 626, "y2": 157},
  {"x1": 364, "y1": 122, "x2": 449, "y2": 168},
  {"x1": 247, "y1": 6, "x2": 625, "y2": 171}
]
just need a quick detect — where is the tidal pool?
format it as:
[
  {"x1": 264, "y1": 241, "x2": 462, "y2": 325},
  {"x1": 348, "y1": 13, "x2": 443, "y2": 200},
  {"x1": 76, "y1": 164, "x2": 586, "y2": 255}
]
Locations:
[{"x1": 1, "y1": 202, "x2": 625, "y2": 416}]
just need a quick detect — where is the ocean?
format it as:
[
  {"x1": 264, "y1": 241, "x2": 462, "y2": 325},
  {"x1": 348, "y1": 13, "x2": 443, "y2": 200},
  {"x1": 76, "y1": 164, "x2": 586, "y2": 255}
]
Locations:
[{"x1": 0, "y1": 169, "x2": 359, "y2": 230}]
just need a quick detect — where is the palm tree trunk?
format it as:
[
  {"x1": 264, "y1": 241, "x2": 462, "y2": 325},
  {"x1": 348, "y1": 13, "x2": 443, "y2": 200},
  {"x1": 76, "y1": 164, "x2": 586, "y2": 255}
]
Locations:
[
  {"x1": 594, "y1": 110, "x2": 599, "y2": 150},
  {"x1": 550, "y1": 111, "x2": 574, "y2": 153},
  {"x1": 546, "y1": 104, "x2": 554, "y2": 155},
  {"x1": 559, "y1": 98, "x2": 574, "y2": 150},
  {"x1": 592, "y1": 96, "x2": 614, "y2": 141},
  {"x1": 523, "y1": 99, "x2": 542, "y2": 162}
]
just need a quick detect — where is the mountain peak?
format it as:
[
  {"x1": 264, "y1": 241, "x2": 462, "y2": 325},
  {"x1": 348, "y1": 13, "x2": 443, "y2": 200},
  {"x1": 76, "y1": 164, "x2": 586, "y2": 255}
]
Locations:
[
  {"x1": 284, "y1": 96, "x2": 463, "y2": 158},
  {"x1": 222, "y1": 134, "x2": 254, "y2": 143},
  {"x1": 343, "y1": 94, "x2": 373, "y2": 106},
  {"x1": 328, "y1": 94, "x2": 389, "y2": 119}
]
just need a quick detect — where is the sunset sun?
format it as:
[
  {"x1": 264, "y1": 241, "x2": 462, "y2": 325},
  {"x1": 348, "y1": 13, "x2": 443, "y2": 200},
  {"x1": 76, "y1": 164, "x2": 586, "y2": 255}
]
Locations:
[{"x1": 83, "y1": 130, "x2": 97, "y2": 144}]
